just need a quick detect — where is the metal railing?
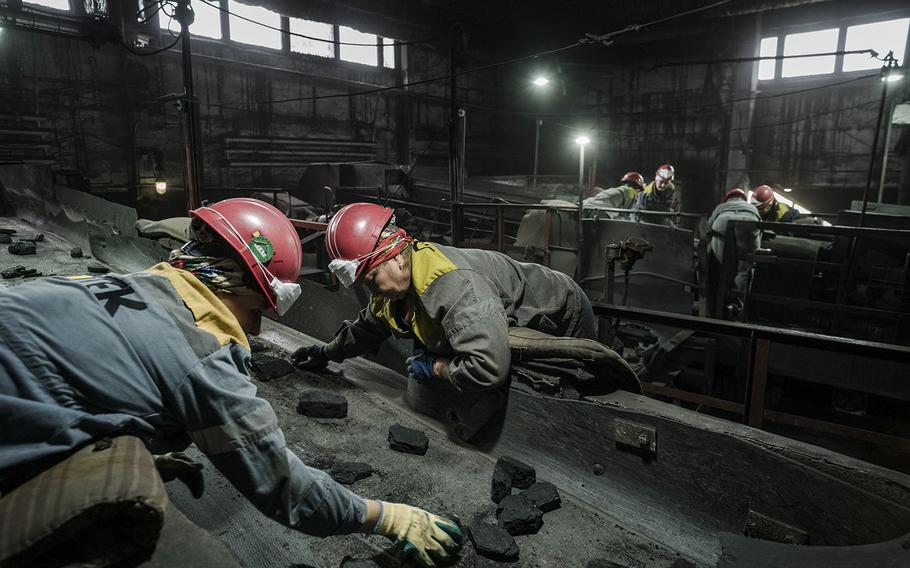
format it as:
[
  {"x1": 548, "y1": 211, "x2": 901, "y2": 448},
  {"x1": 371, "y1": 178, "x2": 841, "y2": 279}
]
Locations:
[{"x1": 592, "y1": 302, "x2": 910, "y2": 451}]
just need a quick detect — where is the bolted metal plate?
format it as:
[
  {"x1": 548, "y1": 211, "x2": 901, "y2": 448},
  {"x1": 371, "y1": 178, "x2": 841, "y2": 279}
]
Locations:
[{"x1": 614, "y1": 418, "x2": 657, "y2": 457}]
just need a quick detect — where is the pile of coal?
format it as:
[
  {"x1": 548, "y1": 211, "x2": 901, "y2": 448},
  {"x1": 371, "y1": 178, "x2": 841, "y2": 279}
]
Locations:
[
  {"x1": 1, "y1": 266, "x2": 40, "y2": 279},
  {"x1": 469, "y1": 523, "x2": 519, "y2": 562},
  {"x1": 329, "y1": 462, "x2": 373, "y2": 485},
  {"x1": 250, "y1": 354, "x2": 294, "y2": 381},
  {"x1": 87, "y1": 264, "x2": 110, "y2": 274},
  {"x1": 297, "y1": 389, "x2": 348, "y2": 418},
  {"x1": 388, "y1": 423, "x2": 429, "y2": 455},
  {"x1": 488, "y1": 456, "x2": 562, "y2": 539},
  {"x1": 490, "y1": 456, "x2": 535, "y2": 503},
  {"x1": 8, "y1": 241, "x2": 36, "y2": 256},
  {"x1": 520, "y1": 481, "x2": 561, "y2": 512},
  {"x1": 496, "y1": 494, "x2": 543, "y2": 536}
]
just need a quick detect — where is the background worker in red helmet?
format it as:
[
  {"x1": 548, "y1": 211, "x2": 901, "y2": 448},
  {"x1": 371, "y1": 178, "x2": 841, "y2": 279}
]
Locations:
[
  {"x1": 750, "y1": 184, "x2": 800, "y2": 223},
  {"x1": 583, "y1": 171, "x2": 645, "y2": 218},
  {"x1": 294, "y1": 202, "x2": 597, "y2": 395},
  {"x1": 707, "y1": 188, "x2": 762, "y2": 294},
  {"x1": 0, "y1": 198, "x2": 461, "y2": 568},
  {"x1": 635, "y1": 164, "x2": 680, "y2": 223}
]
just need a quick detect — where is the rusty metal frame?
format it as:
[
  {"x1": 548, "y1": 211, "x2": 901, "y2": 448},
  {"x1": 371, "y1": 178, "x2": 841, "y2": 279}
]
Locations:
[{"x1": 591, "y1": 302, "x2": 910, "y2": 450}]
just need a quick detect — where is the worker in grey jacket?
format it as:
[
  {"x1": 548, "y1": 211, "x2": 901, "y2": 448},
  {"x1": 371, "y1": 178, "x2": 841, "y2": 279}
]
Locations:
[
  {"x1": 0, "y1": 198, "x2": 461, "y2": 568},
  {"x1": 708, "y1": 188, "x2": 762, "y2": 291},
  {"x1": 293, "y1": 202, "x2": 596, "y2": 392},
  {"x1": 583, "y1": 171, "x2": 645, "y2": 218}
]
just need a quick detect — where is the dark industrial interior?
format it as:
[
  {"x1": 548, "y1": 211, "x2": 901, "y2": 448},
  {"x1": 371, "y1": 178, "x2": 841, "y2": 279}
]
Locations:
[{"x1": 1, "y1": 1, "x2": 909, "y2": 567}]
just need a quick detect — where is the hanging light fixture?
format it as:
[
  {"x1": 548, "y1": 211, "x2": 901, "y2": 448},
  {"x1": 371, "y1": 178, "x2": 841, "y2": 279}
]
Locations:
[{"x1": 83, "y1": 0, "x2": 109, "y2": 19}]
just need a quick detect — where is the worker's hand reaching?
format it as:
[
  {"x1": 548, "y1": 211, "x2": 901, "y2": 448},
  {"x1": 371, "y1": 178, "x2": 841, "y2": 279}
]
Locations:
[
  {"x1": 292, "y1": 345, "x2": 330, "y2": 370},
  {"x1": 406, "y1": 351, "x2": 438, "y2": 383},
  {"x1": 371, "y1": 501, "x2": 463, "y2": 567}
]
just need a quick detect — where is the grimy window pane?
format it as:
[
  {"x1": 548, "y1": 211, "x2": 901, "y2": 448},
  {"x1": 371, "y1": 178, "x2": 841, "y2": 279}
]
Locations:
[
  {"x1": 290, "y1": 17, "x2": 334, "y2": 58},
  {"x1": 340, "y1": 26, "x2": 378, "y2": 66},
  {"x1": 782, "y1": 28, "x2": 839, "y2": 78},
  {"x1": 24, "y1": 0, "x2": 70, "y2": 10},
  {"x1": 758, "y1": 37, "x2": 777, "y2": 80},
  {"x1": 159, "y1": 0, "x2": 221, "y2": 39},
  {"x1": 843, "y1": 18, "x2": 909, "y2": 72},
  {"x1": 383, "y1": 38, "x2": 396, "y2": 69},
  {"x1": 228, "y1": 0, "x2": 281, "y2": 49}
]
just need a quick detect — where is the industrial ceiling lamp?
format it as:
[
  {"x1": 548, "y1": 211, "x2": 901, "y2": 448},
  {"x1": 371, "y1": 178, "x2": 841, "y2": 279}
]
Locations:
[
  {"x1": 83, "y1": 0, "x2": 109, "y2": 19},
  {"x1": 880, "y1": 51, "x2": 903, "y2": 83},
  {"x1": 80, "y1": 0, "x2": 119, "y2": 47}
]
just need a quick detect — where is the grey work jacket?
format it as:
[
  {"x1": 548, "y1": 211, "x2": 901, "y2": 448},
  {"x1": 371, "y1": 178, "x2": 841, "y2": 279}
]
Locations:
[
  {"x1": 323, "y1": 242, "x2": 583, "y2": 392},
  {"x1": 707, "y1": 198, "x2": 762, "y2": 260},
  {"x1": 0, "y1": 263, "x2": 365, "y2": 536}
]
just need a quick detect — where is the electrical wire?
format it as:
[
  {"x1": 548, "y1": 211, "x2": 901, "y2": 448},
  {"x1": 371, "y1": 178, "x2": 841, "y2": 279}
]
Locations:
[
  {"x1": 196, "y1": 0, "x2": 442, "y2": 47},
  {"x1": 209, "y1": 41, "x2": 582, "y2": 109},
  {"x1": 137, "y1": 1, "x2": 164, "y2": 25},
  {"x1": 583, "y1": 0, "x2": 735, "y2": 44}
]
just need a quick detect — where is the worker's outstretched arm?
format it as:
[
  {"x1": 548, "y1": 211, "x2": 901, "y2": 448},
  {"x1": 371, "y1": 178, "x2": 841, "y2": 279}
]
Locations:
[
  {"x1": 295, "y1": 306, "x2": 392, "y2": 368},
  {"x1": 172, "y1": 343, "x2": 463, "y2": 564},
  {"x1": 173, "y1": 344, "x2": 365, "y2": 536},
  {"x1": 421, "y1": 270, "x2": 512, "y2": 391}
]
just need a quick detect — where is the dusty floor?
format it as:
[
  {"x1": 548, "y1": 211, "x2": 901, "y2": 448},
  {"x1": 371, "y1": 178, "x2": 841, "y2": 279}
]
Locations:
[{"x1": 167, "y1": 334, "x2": 695, "y2": 568}]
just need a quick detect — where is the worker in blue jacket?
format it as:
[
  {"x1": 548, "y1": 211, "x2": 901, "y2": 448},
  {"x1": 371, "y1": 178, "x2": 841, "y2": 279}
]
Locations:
[{"x1": 0, "y1": 198, "x2": 461, "y2": 568}]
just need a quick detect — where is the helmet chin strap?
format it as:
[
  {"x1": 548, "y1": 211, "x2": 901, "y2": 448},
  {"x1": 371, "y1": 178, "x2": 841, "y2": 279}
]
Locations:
[{"x1": 201, "y1": 207, "x2": 302, "y2": 316}]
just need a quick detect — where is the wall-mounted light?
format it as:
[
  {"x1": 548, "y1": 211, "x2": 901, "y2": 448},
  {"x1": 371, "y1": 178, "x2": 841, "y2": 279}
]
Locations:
[
  {"x1": 83, "y1": 0, "x2": 109, "y2": 19},
  {"x1": 155, "y1": 179, "x2": 168, "y2": 195},
  {"x1": 533, "y1": 76, "x2": 550, "y2": 87},
  {"x1": 783, "y1": 187, "x2": 793, "y2": 193}
]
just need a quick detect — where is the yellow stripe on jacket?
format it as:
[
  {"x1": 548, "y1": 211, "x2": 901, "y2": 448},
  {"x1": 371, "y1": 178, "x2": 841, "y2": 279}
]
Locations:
[
  {"x1": 145, "y1": 262, "x2": 250, "y2": 351},
  {"x1": 370, "y1": 242, "x2": 456, "y2": 347}
]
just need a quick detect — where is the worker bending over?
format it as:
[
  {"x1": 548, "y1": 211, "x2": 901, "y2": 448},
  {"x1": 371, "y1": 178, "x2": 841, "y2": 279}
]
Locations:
[
  {"x1": 750, "y1": 184, "x2": 800, "y2": 223},
  {"x1": 583, "y1": 171, "x2": 645, "y2": 218},
  {"x1": 0, "y1": 198, "x2": 460, "y2": 568},
  {"x1": 294, "y1": 202, "x2": 597, "y2": 392},
  {"x1": 708, "y1": 188, "x2": 762, "y2": 292}
]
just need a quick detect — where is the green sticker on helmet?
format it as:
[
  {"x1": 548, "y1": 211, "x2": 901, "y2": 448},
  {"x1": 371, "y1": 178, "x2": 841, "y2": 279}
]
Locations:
[{"x1": 249, "y1": 235, "x2": 275, "y2": 263}]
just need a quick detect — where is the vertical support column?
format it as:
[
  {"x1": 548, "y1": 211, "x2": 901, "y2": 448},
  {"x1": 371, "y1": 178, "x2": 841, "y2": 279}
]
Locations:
[
  {"x1": 449, "y1": 25, "x2": 463, "y2": 246},
  {"x1": 725, "y1": 14, "x2": 762, "y2": 193},
  {"x1": 743, "y1": 334, "x2": 771, "y2": 428},
  {"x1": 177, "y1": 0, "x2": 202, "y2": 211}
]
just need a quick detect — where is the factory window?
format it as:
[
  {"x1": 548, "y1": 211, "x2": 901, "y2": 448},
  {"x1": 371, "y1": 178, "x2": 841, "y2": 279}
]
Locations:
[
  {"x1": 382, "y1": 38, "x2": 396, "y2": 69},
  {"x1": 159, "y1": 0, "x2": 222, "y2": 39},
  {"x1": 758, "y1": 37, "x2": 777, "y2": 80},
  {"x1": 781, "y1": 28, "x2": 839, "y2": 78},
  {"x1": 23, "y1": 0, "x2": 70, "y2": 10},
  {"x1": 289, "y1": 17, "x2": 334, "y2": 58},
  {"x1": 842, "y1": 18, "x2": 909, "y2": 72},
  {"x1": 339, "y1": 26, "x2": 378, "y2": 66},
  {"x1": 228, "y1": 0, "x2": 281, "y2": 49}
]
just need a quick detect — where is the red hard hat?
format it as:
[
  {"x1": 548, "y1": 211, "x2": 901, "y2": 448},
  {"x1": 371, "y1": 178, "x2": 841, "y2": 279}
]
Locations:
[
  {"x1": 621, "y1": 171, "x2": 645, "y2": 190},
  {"x1": 656, "y1": 164, "x2": 675, "y2": 181},
  {"x1": 190, "y1": 198, "x2": 302, "y2": 313},
  {"x1": 724, "y1": 188, "x2": 747, "y2": 202},
  {"x1": 751, "y1": 185, "x2": 775, "y2": 209},
  {"x1": 325, "y1": 202, "x2": 394, "y2": 283}
]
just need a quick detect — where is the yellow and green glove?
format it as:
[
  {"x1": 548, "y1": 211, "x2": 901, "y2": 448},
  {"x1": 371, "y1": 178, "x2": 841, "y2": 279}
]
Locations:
[{"x1": 373, "y1": 501, "x2": 462, "y2": 567}]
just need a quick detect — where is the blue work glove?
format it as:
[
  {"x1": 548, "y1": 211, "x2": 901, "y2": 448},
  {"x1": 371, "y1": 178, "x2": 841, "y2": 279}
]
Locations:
[
  {"x1": 292, "y1": 345, "x2": 330, "y2": 370},
  {"x1": 406, "y1": 351, "x2": 438, "y2": 383}
]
